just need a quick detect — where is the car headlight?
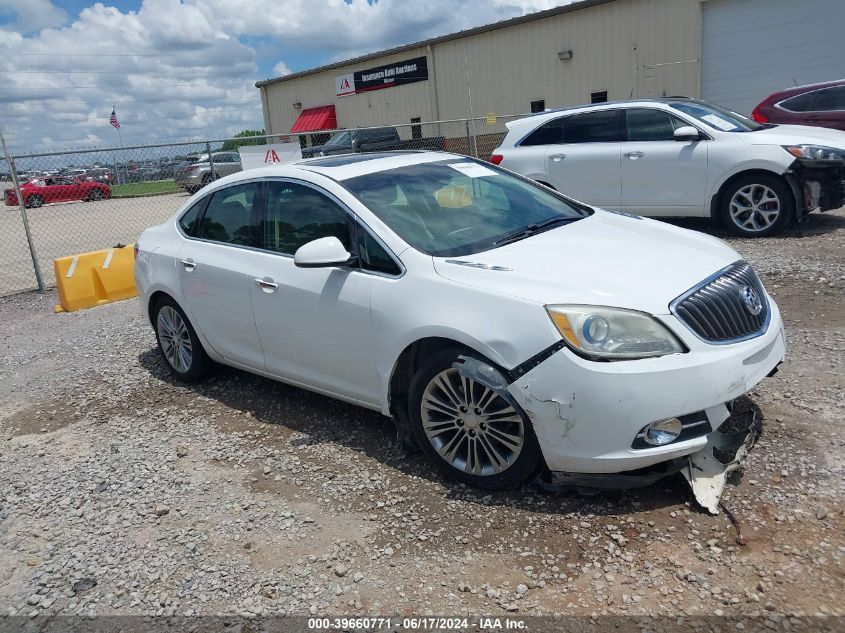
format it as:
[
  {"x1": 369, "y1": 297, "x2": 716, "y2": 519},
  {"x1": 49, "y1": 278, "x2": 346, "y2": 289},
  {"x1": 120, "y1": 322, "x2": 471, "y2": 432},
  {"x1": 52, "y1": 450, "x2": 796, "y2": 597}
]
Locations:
[
  {"x1": 545, "y1": 305, "x2": 685, "y2": 360},
  {"x1": 783, "y1": 144, "x2": 845, "y2": 161}
]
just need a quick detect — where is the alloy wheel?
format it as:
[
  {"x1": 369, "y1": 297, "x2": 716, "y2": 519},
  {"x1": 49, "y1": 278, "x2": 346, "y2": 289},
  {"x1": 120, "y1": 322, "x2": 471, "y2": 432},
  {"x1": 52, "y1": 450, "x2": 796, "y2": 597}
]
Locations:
[
  {"x1": 157, "y1": 306, "x2": 193, "y2": 373},
  {"x1": 420, "y1": 367, "x2": 524, "y2": 476},
  {"x1": 729, "y1": 184, "x2": 781, "y2": 233}
]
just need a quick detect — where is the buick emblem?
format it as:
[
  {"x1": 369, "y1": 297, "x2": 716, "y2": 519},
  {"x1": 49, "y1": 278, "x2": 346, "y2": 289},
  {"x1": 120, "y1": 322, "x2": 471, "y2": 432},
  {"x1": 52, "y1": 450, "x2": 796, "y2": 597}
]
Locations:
[{"x1": 740, "y1": 286, "x2": 763, "y2": 316}]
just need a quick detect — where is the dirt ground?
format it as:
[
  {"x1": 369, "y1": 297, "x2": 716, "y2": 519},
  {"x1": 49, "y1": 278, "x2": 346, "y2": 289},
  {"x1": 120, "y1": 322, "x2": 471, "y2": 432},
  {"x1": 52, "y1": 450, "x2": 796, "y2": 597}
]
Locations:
[{"x1": 0, "y1": 210, "x2": 843, "y2": 630}]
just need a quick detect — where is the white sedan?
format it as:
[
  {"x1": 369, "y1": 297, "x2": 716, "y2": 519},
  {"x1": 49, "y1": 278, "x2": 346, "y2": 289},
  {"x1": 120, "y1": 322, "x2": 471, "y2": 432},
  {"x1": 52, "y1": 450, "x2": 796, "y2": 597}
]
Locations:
[
  {"x1": 491, "y1": 98, "x2": 845, "y2": 237},
  {"x1": 134, "y1": 151, "x2": 785, "y2": 498}
]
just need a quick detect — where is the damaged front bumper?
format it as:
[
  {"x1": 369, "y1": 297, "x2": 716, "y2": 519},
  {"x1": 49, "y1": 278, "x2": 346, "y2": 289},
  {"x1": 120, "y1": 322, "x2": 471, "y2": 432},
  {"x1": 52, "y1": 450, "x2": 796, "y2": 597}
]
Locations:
[
  {"x1": 787, "y1": 158, "x2": 845, "y2": 221},
  {"x1": 496, "y1": 302, "x2": 785, "y2": 511}
]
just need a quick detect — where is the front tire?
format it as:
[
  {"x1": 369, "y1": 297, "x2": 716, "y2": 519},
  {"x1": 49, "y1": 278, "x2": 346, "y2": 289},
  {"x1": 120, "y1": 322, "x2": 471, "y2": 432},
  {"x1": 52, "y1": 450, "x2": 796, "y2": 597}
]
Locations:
[
  {"x1": 720, "y1": 174, "x2": 793, "y2": 237},
  {"x1": 153, "y1": 296, "x2": 208, "y2": 382},
  {"x1": 26, "y1": 195, "x2": 43, "y2": 208},
  {"x1": 408, "y1": 349, "x2": 541, "y2": 489}
]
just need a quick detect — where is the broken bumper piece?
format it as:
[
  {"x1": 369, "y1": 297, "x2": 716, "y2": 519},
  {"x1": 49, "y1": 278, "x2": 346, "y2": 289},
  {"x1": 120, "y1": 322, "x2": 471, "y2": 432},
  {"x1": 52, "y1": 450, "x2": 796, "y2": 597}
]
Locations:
[
  {"x1": 539, "y1": 405, "x2": 759, "y2": 513},
  {"x1": 682, "y1": 406, "x2": 759, "y2": 514}
]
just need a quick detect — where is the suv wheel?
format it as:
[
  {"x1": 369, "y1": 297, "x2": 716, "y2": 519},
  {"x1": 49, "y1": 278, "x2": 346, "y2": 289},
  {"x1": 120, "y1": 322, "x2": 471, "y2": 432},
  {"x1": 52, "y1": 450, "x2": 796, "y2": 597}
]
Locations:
[
  {"x1": 720, "y1": 174, "x2": 793, "y2": 237},
  {"x1": 153, "y1": 297, "x2": 209, "y2": 381},
  {"x1": 408, "y1": 349, "x2": 541, "y2": 489}
]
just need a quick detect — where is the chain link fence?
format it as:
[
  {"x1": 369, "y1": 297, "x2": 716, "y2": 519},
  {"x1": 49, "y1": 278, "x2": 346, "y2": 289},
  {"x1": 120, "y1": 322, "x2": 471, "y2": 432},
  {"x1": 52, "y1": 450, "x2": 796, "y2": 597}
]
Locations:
[{"x1": 0, "y1": 114, "x2": 523, "y2": 297}]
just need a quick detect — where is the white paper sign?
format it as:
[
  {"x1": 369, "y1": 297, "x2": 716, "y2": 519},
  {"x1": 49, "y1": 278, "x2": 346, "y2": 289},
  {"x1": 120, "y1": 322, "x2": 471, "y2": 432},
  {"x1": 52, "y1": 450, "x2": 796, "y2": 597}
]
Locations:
[
  {"x1": 238, "y1": 142, "x2": 302, "y2": 170},
  {"x1": 448, "y1": 162, "x2": 497, "y2": 178},
  {"x1": 701, "y1": 114, "x2": 738, "y2": 131}
]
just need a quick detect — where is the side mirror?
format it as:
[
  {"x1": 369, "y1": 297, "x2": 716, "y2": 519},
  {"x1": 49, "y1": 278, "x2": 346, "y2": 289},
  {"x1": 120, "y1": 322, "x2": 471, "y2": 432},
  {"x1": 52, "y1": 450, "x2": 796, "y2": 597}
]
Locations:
[
  {"x1": 294, "y1": 236, "x2": 355, "y2": 268},
  {"x1": 674, "y1": 126, "x2": 701, "y2": 142}
]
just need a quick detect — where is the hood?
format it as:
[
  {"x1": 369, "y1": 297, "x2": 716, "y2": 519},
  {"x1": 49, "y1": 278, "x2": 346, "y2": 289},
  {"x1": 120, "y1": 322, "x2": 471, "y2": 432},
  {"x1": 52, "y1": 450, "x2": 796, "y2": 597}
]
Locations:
[
  {"x1": 741, "y1": 124, "x2": 845, "y2": 148},
  {"x1": 432, "y1": 210, "x2": 741, "y2": 315}
]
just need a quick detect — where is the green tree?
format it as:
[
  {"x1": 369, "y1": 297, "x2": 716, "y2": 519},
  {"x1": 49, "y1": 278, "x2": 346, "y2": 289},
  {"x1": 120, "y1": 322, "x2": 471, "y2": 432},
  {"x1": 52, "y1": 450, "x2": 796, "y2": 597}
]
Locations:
[{"x1": 221, "y1": 129, "x2": 266, "y2": 151}]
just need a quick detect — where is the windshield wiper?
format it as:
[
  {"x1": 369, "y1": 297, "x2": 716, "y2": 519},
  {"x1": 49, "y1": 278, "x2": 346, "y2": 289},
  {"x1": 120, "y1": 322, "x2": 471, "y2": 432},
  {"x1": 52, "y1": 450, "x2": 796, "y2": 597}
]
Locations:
[{"x1": 493, "y1": 216, "x2": 578, "y2": 246}]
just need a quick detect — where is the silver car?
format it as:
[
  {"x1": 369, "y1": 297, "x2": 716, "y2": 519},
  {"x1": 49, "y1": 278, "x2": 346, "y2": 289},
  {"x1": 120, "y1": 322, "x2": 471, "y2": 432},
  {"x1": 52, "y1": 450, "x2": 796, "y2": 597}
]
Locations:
[{"x1": 174, "y1": 152, "x2": 242, "y2": 194}]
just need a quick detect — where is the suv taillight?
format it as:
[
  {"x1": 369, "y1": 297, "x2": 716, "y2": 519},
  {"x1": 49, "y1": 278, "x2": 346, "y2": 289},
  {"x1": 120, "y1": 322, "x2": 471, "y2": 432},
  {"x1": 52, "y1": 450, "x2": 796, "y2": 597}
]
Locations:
[
  {"x1": 751, "y1": 106, "x2": 768, "y2": 123},
  {"x1": 186, "y1": 165, "x2": 197, "y2": 172},
  {"x1": 489, "y1": 154, "x2": 504, "y2": 165}
]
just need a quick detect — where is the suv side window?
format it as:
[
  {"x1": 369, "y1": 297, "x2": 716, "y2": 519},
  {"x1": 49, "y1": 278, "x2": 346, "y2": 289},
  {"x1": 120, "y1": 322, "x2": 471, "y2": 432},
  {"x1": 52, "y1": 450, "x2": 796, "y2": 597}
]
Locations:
[
  {"x1": 779, "y1": 91, "x2": 816, "y2": 113},
  {"x1": 625, "y1": 108, "x2": 686, "y2": 141},
  {"x1": 811, "y1": 86, "x2": 845, "y2": 111},
  {"x1": 262, "y1": 181, "x2": 351, "y2": 255},
  {"x1": 358, "y1": 226, "x2": 401, "y2": 275},
  {"x1": 196, "y1": 182, "x2": 259, "y2": 246},
  {"x1": 563, "y1": 110, "x2": 621, "y2": 143},
  {"x1": 521, "y1": 117, "x2": 565, "y2": 146}
]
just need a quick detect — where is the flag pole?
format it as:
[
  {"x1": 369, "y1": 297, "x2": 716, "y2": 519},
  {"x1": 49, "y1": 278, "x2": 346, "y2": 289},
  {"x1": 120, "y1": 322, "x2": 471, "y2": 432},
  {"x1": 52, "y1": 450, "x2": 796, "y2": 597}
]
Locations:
[
  {"x1": 112, "y1": 106, "x2": 124, "y2": 185},
  {"x1": 113, "y1": 105, "x2": 123, "y2": 146}
]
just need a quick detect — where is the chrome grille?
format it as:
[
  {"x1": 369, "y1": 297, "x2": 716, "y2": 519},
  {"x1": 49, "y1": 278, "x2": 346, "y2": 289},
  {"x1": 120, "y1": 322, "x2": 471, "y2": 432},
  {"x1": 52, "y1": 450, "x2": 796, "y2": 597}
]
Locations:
[{"x1": 672, "y1": 261, "x2": 769, "y2": 343}]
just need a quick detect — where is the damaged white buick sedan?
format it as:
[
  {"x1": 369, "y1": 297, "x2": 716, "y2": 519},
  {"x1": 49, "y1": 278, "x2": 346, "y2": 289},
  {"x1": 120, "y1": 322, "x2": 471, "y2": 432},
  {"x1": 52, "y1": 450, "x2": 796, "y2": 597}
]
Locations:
[{"x1": 134, "y1": 151, "x2": 785, "y2": 508}]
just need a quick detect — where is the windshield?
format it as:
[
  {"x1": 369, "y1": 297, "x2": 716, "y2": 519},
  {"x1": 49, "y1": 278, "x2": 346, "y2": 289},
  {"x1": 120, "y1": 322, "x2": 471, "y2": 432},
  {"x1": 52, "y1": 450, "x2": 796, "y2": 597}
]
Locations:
[
  {"x1": 343, "y1": 159, "x2": 588, "y2": 257},
  {"x1": 668, "y1": 100, "x2": 764, "y2": 132},
  {"x1": 324, "y1": 131, "x2": 351, "y2": 147}
]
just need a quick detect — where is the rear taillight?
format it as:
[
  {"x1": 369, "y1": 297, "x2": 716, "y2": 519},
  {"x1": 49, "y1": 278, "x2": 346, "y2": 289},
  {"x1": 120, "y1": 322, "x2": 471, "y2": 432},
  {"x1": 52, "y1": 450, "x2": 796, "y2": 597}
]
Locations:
[
  {"x1": 442, "y1": 138, "x2": 449, "y2": 151},
  {"x1": 751, "y1": 106, "x2": 768, "y2": 123},
  {"x1": 186, "y1": 165, "x2": 197, "y2": 172},
  {"x1": 133, "y1": 243, "x2": 139, "y2": 260},
  {"x1": 489, "y1": 154, "x2": 504, "y2": 165}
]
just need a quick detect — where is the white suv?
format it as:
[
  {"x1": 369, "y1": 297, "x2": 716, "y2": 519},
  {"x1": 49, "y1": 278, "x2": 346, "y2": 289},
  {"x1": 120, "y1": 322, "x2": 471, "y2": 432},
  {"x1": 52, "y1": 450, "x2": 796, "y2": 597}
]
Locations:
[{"x1": 491, "y1": 98, "x2": 845, "y2": 236}]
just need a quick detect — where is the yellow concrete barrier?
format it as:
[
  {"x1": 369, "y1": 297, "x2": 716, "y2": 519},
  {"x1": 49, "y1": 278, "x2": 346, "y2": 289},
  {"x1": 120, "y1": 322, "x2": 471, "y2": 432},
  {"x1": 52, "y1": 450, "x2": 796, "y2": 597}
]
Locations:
[{"x1": 53, "y1": 244, "x2": 137, "y2": 313}]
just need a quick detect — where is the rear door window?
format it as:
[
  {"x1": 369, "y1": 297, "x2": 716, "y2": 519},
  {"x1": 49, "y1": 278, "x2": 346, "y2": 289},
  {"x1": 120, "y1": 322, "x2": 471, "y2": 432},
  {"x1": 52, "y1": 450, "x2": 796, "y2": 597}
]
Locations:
[
  {"x1": 563, "y1": 110, "x2": 621, "y2": 143},
  {"x1": 196, "y1": 182, "x2": 260, "y2": 246},
  {"x1": 179, "y1": 199, "x2": 206, "y2": 236}
]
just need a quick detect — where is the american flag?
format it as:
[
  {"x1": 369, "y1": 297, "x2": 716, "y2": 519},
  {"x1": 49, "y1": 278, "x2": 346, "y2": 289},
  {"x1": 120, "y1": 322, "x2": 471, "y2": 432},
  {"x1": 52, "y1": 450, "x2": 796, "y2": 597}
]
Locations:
[{"x1": 109, "y1": 109, "x2": 120, "y2": 129}]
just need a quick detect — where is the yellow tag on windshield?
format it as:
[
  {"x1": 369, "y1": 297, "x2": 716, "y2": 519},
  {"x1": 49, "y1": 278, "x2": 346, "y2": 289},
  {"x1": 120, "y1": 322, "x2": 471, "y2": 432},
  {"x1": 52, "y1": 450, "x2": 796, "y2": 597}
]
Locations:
[{"x1": 434, "y1": 185, "x2": 473, "y2": 208}]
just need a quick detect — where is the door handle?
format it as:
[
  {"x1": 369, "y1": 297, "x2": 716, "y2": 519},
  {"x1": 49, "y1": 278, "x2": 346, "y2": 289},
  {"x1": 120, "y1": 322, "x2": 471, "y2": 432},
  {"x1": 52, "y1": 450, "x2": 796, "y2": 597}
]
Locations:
[
  {"x1": 180, "y1": 258, "x2": 196, "y2": 271},
  {"x1": 624, "y1": 151, "x2": 645, "y2": 159},
  {"x1": 550, "y1": 153, "x2": 566, "y2": 162},
  {"x1": 254, "y1": 278, "x2": 278, "y2": 292}
]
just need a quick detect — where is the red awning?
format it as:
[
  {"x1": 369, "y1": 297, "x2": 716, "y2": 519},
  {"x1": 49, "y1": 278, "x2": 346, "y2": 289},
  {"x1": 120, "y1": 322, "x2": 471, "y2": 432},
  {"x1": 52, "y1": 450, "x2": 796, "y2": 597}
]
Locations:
[{"x1": 290, "y1": 105, "x2": 337, "y2": 133}]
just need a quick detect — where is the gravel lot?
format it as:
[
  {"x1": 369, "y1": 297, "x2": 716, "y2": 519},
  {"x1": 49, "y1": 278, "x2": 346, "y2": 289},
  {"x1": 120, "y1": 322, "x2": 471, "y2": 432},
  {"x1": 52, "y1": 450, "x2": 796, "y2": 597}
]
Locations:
[
  {"x1": 0, "y1": 210, "x2": 843, "y2": 627},
  {"x1": 0, "y1": 189, "x2": 188, "y2": 296}
]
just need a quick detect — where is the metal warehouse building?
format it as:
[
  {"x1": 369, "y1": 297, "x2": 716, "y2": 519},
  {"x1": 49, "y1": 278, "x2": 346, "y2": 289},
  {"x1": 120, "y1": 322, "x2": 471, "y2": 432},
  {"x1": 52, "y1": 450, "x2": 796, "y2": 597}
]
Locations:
[{"x1": 256, "y1": 0, "x2": 845, "y2": 144}]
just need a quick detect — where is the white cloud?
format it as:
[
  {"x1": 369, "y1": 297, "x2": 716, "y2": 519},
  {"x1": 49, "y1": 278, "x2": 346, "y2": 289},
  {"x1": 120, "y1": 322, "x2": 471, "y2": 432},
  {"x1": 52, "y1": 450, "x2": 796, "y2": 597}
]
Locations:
[
  {"x1": 0, "y1": 0, "x2": 575, "y2": 153},
  {"x1": 0, "y1": 0, "x2": 261, "y2": 152},
  {"x1": 190, "y1": 0, "x2": 567, "y2": 53},
  {"x1": 0, "y1": 0, "x2": 67, "y2": 33},
  {"x1": 272, "y1": 61, "x2": 292, "y2": 77}
]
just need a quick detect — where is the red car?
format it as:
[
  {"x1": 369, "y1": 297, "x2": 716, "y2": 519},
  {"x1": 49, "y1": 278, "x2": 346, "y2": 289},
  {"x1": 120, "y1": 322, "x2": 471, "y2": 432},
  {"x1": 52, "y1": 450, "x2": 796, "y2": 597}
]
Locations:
[
  {"x1": 4, "y1": 176, "x2": 111, "y2": 208},
  {"x1": 752, "y1": 79, "x2": 845, "y2": 131}
]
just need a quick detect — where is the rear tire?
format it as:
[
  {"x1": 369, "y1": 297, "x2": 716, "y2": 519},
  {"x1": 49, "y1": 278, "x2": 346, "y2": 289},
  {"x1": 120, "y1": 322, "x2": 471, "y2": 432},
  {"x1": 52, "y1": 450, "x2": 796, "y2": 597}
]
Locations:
[
  {"x1": 87, "y1": 188, "x2": 104, "y2": 201},
  {"x1": 408, "y1": 348, "x2": 542, "y2": 489},
  {"x1": 153, "y1": 296, "x2": 209, "y2": 382},
  {"x1": 719, "y1": 174, "x2": 793, "y2": 237}
]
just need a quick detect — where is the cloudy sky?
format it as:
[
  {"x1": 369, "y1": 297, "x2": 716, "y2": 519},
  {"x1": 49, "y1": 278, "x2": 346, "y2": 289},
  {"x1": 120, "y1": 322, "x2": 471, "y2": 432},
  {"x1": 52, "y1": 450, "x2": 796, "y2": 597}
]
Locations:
[{"x1": 0, "y1": 0, "x2": 569, "y2": 153}]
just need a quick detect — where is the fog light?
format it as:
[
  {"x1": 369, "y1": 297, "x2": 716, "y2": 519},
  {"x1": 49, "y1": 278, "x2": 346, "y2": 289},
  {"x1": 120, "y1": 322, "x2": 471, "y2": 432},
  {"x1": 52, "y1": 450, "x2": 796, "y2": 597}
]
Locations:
[{"x1": 644, "y1": 418, "x2": 683, "y2": 446}]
